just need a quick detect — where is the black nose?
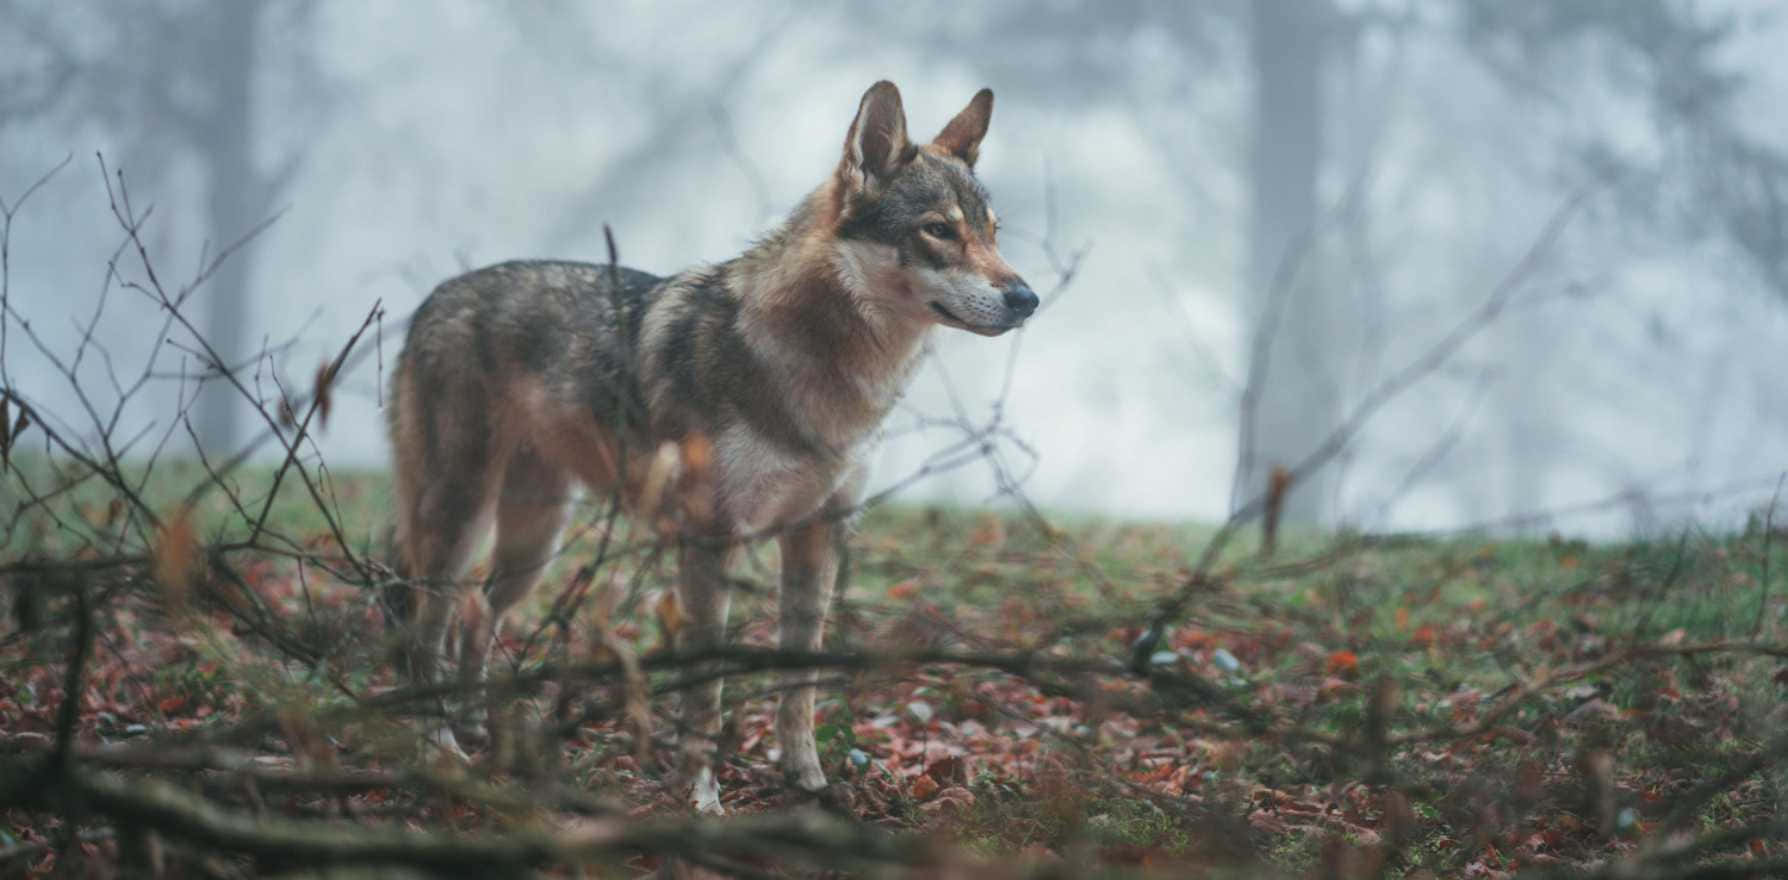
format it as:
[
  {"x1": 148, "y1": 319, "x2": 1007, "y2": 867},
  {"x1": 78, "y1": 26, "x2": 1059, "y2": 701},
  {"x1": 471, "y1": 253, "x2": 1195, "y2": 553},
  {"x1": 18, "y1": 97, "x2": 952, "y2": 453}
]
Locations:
[{"x1": 1002, "y1": 281, "x2": 1039, "y2": 316}]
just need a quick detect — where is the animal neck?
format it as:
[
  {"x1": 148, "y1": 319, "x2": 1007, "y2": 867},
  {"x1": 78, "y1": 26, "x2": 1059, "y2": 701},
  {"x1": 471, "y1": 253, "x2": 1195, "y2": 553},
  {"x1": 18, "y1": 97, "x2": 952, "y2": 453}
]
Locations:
[{"x1": 731, "y1": 189, "x2": 930, "y2": 448}]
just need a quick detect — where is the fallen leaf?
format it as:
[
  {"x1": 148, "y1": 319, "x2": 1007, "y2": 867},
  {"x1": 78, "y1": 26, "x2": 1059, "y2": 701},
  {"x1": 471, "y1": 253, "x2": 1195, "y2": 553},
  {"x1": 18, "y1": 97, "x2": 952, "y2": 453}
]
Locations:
[
  {"x1": 311, "y1": 360, "x2": 337, "y2": 430},
  {"x1": 969, "y1": 514, "x2": 1006, "y2": 548},
  {"x1": 1410, "y1": 625, "x2": 1437, "y2": 648},
  {"x1": 910, "y1": 774, "x2": 939, "y2": 800},
  {"x1": 654, "y1": 590, "x2": 684, "y2": 640},
  {"x1": 907, "y1": 700, "x2": 934, "y2": 724},
  {"x1": 153, "y1": 509, "x2": 199, "y2": 608},
  {"x1": 920, "y1": 785, "x2": 975, "y2": 814},
  {"x1": 926, "y1": 756, "x2": 967, "y2": 785}
]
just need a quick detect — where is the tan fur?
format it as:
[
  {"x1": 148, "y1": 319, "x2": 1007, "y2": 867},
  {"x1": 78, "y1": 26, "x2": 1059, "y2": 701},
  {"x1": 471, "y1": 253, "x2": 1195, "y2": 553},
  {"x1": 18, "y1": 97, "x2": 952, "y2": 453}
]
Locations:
[{"x1": 385, "y1": 81, "x2": 1032, "y2": 811}]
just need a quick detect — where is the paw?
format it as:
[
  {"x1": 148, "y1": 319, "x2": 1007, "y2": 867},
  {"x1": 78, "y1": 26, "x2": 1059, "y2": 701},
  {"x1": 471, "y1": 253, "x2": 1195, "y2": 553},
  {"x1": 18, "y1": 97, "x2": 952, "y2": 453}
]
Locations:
[
  {"x1": 691, "y1": 766, "x2": 725, "y2": 816},
  {"x1": 452, "y1": 719, "x2": 490, "y2": 752},
  {"x1": 453, "y1": 703, "x2": 491, "y2": 750},
  {"x1": 780, "y1": 759, "x2": 829, "y2": 795},
  {"x1": 425, "y1": 725, "x2": 471, "y2": 763}
]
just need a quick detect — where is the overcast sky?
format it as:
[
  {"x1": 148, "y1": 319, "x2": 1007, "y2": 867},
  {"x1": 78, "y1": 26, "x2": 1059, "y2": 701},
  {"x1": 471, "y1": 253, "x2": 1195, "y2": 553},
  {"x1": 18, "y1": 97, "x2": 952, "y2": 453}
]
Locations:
[{"x1": 5, "y1": 0, "x2": 1788, "y2": 536}]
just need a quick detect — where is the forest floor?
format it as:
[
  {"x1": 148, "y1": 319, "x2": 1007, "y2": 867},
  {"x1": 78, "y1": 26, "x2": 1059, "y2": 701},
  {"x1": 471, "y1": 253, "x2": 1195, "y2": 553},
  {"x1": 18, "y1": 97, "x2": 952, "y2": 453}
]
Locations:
[{"x1": 4, "y1": 462, "x2": 1788, "y2": 878}]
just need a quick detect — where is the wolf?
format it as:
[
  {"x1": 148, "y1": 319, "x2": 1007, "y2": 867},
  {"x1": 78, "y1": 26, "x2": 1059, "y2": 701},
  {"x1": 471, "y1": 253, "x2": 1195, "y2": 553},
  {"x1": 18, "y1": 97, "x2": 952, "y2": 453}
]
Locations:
[{"x1": 386, "y1": 81, "x2": 1036, "y2": 812}]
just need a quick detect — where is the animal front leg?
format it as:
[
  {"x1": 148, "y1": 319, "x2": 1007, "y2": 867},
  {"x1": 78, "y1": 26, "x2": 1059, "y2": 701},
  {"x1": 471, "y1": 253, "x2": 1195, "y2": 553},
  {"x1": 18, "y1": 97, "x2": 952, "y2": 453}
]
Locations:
[
  {"x1": 776, "y1": 518, "x2": 840, "y2": 792},
  {"x1": 676, "y1": 539, "x2": 734, "y2": 814}
]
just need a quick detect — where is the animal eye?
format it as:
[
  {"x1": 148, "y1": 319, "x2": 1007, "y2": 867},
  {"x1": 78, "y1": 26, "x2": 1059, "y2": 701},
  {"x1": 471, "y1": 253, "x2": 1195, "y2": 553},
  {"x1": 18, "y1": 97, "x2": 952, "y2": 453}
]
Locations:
[{"x1": 922, "y1": 222, "x2": 956, "y2": 240}]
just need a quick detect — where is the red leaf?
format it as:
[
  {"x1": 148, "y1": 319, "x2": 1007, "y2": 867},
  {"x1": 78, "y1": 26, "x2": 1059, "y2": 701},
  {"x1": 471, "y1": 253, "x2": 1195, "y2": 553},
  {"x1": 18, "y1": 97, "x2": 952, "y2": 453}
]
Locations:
[
  {"x1": 910, "y1": 774, "x2": 939, "y2": 800},
  {"x1": 926, "y1": 756, "x2": 968, "y2": 785}
]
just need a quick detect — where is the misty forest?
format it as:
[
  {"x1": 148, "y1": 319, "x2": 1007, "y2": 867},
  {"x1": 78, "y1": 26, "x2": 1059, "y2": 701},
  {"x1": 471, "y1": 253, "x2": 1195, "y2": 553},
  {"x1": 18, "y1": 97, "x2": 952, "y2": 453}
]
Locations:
[{"x1": 5, "y1": 1, "x2": 1788, "y2": 877}]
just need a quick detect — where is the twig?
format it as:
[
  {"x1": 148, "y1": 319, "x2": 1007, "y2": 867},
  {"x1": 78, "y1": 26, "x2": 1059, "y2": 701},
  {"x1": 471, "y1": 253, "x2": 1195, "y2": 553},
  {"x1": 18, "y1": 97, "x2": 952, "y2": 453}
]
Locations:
[
  {"x1": 52, "y1": 587, "x2": 94, "y2": 776},
  {"x1": 243, "y1": 300, "x2": 384, "y2": 548},
  {"x1": 0, "y1": 153, "x2": 75, "y2": 390},
  {"x1": 2, "y1": 760, "x2": 926, "y2": 875},
  {"x1": 1391, "y1": 639, "x2": 1788, "y2": 746},
  {"x1": 1143, "y1": 183, "x2": 1600, "y2": 648}
]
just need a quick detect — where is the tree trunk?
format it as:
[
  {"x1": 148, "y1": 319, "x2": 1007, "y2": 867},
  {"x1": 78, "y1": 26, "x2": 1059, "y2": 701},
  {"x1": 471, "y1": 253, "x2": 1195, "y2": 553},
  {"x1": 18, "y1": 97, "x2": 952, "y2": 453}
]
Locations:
[
  {"x1": 1238, "y1": 0, "x2": 1336, "y2": 525},
  {"x1": 193, "y1": 4, "x2": 261, "y2": 457}
]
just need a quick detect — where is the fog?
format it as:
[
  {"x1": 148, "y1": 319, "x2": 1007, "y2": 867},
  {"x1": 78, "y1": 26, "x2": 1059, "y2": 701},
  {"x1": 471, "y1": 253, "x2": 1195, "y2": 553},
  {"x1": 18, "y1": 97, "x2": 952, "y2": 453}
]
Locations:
[{"x1": 5, "y1": 0, "x2": 1788, "y2": 537}]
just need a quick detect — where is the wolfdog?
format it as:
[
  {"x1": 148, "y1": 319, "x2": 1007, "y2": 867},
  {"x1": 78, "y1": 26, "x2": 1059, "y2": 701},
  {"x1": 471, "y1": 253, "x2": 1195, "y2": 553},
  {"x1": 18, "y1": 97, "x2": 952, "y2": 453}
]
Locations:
[{"x1": 387, "y1": 81, "x2": 1036, "y2": 811}]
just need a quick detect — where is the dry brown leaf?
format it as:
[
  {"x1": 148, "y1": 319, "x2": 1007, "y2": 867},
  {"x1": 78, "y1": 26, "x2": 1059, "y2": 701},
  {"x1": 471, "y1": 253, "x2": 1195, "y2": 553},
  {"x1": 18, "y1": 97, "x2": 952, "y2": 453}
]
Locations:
[
  {"x1": 312, "y1": 360, "x2": 337, "y2": 430},
  {"x1": 886, "y1": 578, "x2": 921, "y2": 600},
  {"x1": 909, "y1": 773, "x2": 939, "y2": 801},
  {"x1": 969, "y1": 514, "x2": 1005, "y2": 549},
  {"x1": 153, "y1": 508, "x2": 199, "y2": 609},
  {"x1": 655, "y1": 589, "x2": 685, "y2": 640},
  {"x1": 919, "y1": 785, "x2": 975, "y2": 814}
]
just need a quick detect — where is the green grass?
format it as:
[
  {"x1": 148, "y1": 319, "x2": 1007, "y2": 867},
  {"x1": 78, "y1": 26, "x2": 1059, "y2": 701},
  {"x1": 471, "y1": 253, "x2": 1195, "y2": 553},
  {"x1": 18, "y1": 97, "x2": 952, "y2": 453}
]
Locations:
[
  {"x1": 4, "y1": 453, "x2": 394, "y2": 557},
  {"x1": 8, "y1": 458, "x2": 1788, "y2": 877}
]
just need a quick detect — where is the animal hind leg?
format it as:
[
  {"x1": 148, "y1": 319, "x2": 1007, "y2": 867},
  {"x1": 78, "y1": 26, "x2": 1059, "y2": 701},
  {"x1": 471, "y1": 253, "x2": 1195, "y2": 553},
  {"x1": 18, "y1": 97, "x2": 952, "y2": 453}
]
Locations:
[
  {"x1": 458, "y1": 448, "x2": 571, "y2": 741},
  {"x1": 398, "y1": 422, "x2": 501, "y2": 756}
]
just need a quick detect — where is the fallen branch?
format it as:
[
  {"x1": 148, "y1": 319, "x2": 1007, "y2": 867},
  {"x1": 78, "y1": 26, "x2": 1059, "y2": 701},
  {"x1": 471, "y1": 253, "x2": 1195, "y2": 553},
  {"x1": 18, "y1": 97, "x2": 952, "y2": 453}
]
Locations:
[{"x1": 0, "y1": 756, "x2": 929, "y2": 876}]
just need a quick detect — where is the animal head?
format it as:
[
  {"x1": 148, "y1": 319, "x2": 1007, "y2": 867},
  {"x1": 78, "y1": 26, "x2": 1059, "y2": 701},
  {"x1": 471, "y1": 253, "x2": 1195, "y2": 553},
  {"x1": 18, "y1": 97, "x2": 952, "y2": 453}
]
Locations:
[{"x1": 830, "y1": 81, "x2": 1038, "y2": 337}]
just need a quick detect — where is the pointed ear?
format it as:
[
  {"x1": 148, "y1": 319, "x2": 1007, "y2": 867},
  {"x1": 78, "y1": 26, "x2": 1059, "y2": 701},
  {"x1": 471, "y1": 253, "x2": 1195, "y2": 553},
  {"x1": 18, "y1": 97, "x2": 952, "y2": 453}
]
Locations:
[
  {"x1": 932, "y1": 88, "x2": 993, "y2": 167},
  {"x1": 840, "y1": 81, "x2": 912, "y2": 193}
]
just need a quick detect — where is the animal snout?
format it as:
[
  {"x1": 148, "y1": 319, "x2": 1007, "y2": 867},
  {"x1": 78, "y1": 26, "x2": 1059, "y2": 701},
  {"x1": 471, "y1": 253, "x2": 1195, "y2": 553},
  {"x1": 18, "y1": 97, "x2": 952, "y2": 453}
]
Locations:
[{"x1": 1002, "y1": 280, "x2": 1040, "y2": 316}]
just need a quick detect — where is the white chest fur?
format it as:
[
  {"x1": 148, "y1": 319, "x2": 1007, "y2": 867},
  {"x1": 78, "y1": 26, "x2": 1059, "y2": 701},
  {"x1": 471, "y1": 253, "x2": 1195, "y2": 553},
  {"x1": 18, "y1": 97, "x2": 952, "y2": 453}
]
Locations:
[{"x1": 714, "y1": 424, "x2": 868, "y2": 535}]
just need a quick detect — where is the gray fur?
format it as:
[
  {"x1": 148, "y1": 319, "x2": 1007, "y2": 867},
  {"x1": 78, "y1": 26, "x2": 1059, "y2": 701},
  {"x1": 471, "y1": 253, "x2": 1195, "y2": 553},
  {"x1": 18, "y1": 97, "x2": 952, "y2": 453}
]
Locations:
[{"x1": 386, "y1": 81, "x2": 1033, "y2": 810}]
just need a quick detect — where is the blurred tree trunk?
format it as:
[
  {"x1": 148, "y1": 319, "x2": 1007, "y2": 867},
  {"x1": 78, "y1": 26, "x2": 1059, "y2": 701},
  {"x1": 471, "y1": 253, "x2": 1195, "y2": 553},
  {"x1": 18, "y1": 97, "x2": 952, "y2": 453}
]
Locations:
[
  {"x1": 1239, "y1": 0, "x2": 1336, "y2": 524},
  {"x1": 193, "y1": 4, "x2": 262, "y2": 457},
  {"x1": 0, "y1": 0, "x2": 304, "y2": 457}
]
